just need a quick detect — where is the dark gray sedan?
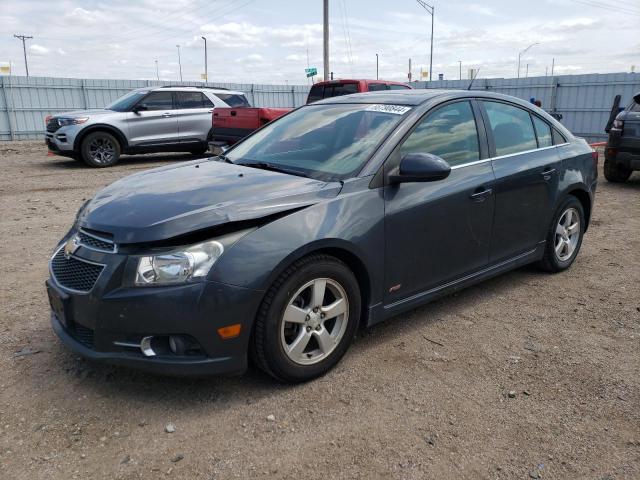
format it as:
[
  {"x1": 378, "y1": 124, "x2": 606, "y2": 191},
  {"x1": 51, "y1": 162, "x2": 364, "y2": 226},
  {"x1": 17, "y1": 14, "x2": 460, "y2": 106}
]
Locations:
[{"x1": 47, "y1": 90, "x2": 598, "y2": 382}]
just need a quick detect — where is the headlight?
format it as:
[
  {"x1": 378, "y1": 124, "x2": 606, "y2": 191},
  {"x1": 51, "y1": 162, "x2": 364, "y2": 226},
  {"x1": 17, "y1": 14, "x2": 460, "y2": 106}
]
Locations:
[
  {"x1": 135, "y1": 239, "x2": 224, "y2": 286},
  {"x1": 58, "y1": 117, "x2": 89, "y2": 126}
]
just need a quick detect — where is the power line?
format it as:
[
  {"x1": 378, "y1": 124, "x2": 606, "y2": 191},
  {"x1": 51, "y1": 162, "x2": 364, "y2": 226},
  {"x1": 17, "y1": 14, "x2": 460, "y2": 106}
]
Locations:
[{"x1": 568, "y1": 0, "x2": 640, "y2": 17}]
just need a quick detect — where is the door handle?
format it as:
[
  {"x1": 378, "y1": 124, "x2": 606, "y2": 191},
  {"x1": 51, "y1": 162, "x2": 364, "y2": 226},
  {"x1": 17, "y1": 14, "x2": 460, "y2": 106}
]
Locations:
[
  {"x1": 470, "y1": 187, "x2": 492, "y2": 201},
  {"x1": 161, "y1": 112, "x2": 172, "y2": 118},
  {"x1": 541, "y1": 167, "x2": 556, "y2": 180}
]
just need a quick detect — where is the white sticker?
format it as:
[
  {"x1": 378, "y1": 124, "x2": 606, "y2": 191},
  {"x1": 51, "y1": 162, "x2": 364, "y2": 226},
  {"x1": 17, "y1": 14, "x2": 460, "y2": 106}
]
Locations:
[{"x1": 366, "y1": 104, "x2": 412, "y2": 115}]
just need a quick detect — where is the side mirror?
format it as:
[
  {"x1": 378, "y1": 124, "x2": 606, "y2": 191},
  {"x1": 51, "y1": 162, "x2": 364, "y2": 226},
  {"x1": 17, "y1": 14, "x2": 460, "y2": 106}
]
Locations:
[
  {"x1": 388, "y1": 153, "x2": 451, "y2": 184},
  {"x1": 132, "y1": 104, "x2": 148, "y2": 114}
]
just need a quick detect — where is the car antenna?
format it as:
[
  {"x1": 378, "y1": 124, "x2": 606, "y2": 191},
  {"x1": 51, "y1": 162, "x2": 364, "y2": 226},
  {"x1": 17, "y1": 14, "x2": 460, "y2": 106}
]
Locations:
[{"x1": 467, "y1": 68, "x2": 480, "y2": 90}]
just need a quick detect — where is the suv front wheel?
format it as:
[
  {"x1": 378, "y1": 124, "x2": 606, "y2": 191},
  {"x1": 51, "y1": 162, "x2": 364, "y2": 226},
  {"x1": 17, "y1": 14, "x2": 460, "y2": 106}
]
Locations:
[{"x1": 81, "y1": 131, "x2": 121, "y2": 168}]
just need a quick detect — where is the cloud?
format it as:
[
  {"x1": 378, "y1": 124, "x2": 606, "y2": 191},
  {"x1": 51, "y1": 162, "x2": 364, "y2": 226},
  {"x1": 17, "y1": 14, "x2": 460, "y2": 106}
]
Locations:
[
  {"x1": 29, "y1": 44, "x2": 49, "y2": 55},
  {"x1": 467, "y1": 4, "x2": 497, "y2": 16},
  {"x1": 65, "y1": 7, "x2": 108, "y2": 25}
]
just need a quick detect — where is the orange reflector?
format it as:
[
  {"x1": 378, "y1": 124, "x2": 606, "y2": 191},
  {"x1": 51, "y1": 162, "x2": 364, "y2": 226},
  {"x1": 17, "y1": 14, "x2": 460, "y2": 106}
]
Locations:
[{"x1": 217, "y1": 324, "x2": 241, "y2": 339}]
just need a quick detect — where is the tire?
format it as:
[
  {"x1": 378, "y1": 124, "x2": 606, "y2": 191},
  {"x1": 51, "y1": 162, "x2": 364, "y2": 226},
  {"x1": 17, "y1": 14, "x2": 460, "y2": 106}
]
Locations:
[
  {"x1": 603, "y1": 159, "x2": 631, "y2": 183},
  {"x1": 190, "y1": 145, "x2": 208, "y2": 156},
  {"x1": 251, "y1": 254, "x2": 361, "y2": 383},
  {"x1": 80, "y1": 131, "x2": 121, "y2": 168},
  {"x1": 537, "y1": 195, "x2": 585, "y2": 273}
]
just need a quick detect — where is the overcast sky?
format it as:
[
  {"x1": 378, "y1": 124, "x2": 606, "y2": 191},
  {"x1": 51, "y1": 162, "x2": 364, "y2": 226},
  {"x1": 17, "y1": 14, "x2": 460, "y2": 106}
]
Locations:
[{"x1": 0, "y1": 0, "x2": 638, "y2": 84}]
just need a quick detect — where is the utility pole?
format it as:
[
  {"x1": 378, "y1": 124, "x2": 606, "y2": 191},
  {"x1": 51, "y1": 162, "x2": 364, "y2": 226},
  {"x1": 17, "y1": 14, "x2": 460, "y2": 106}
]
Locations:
[
  {"x1": 201, "y1": 36, "x2": 208, "y2": 82},
  {"x1": 517, "y1": 42, "x2": 539, "y2": 78},
  {"x1": 13, "y1": 34, "x2": 33, "y2": 76},
  {"x1": 408, "y1": 58, "x2": 412, "y2": 82},
  {"x1": 458, "y1": 60, "x2": 462, "y2": 80},
  {"x1": 323, "y1": 0, "x2": 329, "y2": 81},
  {"x1": 176, "y1": 44, "x2": 183, "y2": 82},
  {"x1": 416, "y1": 1, "x2": 434, "y2": 82},
  {"x1": 525, "y1": 63, "x2": 529, "y2": 78},
  {"x1": 376, "y1": 53, "x2": 379, "y2": 80},
  {"x1": 155, "y1": 59, "x2": 159, "y2": 81},
  {"x1": 551, "y1": 57, "x2": 555, "y2": 76}
]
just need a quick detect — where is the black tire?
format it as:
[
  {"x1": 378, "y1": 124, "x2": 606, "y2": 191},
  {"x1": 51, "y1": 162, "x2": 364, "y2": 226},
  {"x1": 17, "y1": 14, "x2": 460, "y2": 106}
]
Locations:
[
  {"x1": 190, "y1": 145, "x2": 209, "y2": 156},
  {"x1": 603, "y1": 159, "x2": 631, "y2": 183},
  {"x1": 81, "y1": 131, "x2": 121, "y2": 168},
  {"x1": 251, "y1": 254, "x2": 361, "y2": 383},
  {"x1": 537, "y1": 195, "x2": 585, "y2": 273}
]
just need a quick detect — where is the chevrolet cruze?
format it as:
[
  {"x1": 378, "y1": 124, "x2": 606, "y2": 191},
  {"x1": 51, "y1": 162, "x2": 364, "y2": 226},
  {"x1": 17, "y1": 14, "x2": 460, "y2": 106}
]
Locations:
[{"x1": 47, "y1": 90, "x2": 597, "y2": 382}]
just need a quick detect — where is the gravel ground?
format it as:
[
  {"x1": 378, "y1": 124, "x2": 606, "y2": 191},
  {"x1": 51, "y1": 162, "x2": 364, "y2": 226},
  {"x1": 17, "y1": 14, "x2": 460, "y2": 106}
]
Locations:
[{"x1": 0, "y1": 141, "x2": 639, "y2": 480}]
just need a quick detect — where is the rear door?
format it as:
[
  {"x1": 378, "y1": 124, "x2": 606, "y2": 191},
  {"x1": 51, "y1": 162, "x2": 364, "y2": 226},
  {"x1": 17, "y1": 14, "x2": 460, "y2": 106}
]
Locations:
[
  {"x1": 127, "y1": 91, "x2": 179, "y2": 146},
  {"x1": 174, "y1": 91, "x2": 214, "y2": 144},
  {"x1": 480, "y1": 100, "x2": 562, "y2": 263}
]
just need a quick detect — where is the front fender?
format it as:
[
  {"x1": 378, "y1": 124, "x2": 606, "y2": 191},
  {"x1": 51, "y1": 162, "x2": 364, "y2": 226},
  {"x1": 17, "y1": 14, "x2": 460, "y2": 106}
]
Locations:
[{"x1": 209, "y1": 184, "x2": 385, "y2": 307}]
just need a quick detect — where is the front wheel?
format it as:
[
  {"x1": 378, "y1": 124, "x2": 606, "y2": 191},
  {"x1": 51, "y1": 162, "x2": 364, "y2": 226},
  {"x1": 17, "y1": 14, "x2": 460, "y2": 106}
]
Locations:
[
  {"x1": 81, "y1": 131, "x2": 121, "y2": 167},
  {"x1": 538, "y1": 196, "x2": 585, "y2": 272},
  {"x1": 251, "y1": 255, "x2": 361, "y2": 383}
]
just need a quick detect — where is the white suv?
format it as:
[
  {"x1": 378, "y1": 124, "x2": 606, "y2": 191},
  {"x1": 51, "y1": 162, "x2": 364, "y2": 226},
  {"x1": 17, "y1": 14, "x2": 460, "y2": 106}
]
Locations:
[{"x1": 45, "y1": 86, "x2": 250, "y2": 167}]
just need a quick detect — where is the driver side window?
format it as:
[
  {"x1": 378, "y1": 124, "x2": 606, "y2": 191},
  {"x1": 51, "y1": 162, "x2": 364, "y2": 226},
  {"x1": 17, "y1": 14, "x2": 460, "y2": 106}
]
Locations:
[
  {"x1": 400, "y1": 101, "x2": 480, "y2": 167},
  {"x1": 139, "y1": 91, "x2": 173, "y2": 111}
]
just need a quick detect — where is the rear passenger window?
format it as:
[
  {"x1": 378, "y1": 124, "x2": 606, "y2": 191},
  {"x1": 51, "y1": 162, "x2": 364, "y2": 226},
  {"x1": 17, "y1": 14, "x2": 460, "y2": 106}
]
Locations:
[
  {"x1": 400, "y1": 101, "x2": 480, "y2": 167},
  {"x1": 532, "y1": 115, "x2": 552, "y2": 147},
  {"x1": 367, "y1": 83, "x2": 388, "y2": 92},
  {"x1": 553, "y1": 129, "x2": 567, "y2": 145},
  {"x1": 483, "y1": 101, "x2": 537, "y2": 156},
  {"x1": 175, "y1": 91, "x2": 209, "y2": 109}
]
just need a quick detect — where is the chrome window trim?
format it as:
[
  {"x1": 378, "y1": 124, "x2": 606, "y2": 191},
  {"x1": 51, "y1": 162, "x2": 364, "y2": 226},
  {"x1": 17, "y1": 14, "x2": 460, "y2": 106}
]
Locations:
[
  {"x1": 49, "y1": 244, "x2": 107, "y2": 295},
  {"x1": 448, "y1": 142, "x2": 571, "y2": 170}
]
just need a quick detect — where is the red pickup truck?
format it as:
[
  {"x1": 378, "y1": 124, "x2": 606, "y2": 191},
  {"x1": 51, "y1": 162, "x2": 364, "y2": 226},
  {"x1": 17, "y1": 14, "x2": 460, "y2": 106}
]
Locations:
[{"x1": 211, "y1": 79, "x2": 412, "y2": 146}]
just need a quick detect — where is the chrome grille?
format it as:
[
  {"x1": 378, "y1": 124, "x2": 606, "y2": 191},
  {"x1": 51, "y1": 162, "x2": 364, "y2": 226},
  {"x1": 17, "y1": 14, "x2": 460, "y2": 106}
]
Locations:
[
  {"x1": 77, "y1": 229, "x2": 116, "y2": 253},
  {"x1": 50, "y1": 248, "x2": 104, "y2": 292}
]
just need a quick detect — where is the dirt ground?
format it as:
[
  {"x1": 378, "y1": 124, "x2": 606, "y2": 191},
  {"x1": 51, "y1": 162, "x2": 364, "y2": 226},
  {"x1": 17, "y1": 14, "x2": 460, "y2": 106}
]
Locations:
[{"x1": 0, "y1": 141, "x2": 638, "y2": 480}]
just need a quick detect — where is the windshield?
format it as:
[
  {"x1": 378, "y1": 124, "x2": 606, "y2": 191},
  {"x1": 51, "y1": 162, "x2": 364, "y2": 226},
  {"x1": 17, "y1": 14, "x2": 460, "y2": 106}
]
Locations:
[
  {"x1": 225, "y1": 103, "x2": 410, "y2": 181},
  {"x1": 106, "y1": 90, "x2": 148, "y2": 111}
]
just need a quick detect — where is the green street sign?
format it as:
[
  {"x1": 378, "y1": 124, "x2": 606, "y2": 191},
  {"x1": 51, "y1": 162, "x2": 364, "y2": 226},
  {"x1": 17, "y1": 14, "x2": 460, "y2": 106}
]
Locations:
[{"x1": 305, "y1": 67, "x2": 317, "y2": 78}]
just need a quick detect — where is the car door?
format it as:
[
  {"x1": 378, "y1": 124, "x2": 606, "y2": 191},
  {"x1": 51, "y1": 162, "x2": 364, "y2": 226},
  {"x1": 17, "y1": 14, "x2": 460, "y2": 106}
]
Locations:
[
  {"x1": 126, "y1": 91, "x2": 179, "y2": 146},
  {"x1": 383, "y1": 100, "x2": 495, "y2": 303},
  {"x1": 174, "y1": 91, "x2": 215, "y2": 144},
  {"x1": 480, "y1": 100, "x2": 562, "y2": 263}
]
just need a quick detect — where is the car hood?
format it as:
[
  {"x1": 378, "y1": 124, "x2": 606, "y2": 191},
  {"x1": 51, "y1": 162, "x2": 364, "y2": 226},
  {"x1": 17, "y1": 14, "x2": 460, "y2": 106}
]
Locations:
[
  {"x1": 78, "y1": 159, "x2": 342, "y2": 244},
  {"x1": 53, "y1": 109, "x2": 113, "y2": 118}
]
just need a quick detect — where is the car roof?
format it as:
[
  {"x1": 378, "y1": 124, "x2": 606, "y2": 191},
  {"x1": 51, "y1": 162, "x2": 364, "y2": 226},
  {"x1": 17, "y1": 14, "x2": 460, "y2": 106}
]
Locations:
[
  {"x1": 313, "y1": 79, "x2": 410, "y2": 87},
  {"x1": 312, "y1": 89, "x2": 546, "y2": 108},
  {"x1": 134, "y1": 86, "x2": 245, "y2": 96}
]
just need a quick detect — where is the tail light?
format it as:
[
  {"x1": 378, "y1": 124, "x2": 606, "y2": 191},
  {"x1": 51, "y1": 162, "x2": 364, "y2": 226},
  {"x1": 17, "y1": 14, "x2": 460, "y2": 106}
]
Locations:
[
  {"x1": 612, "y1": 119, "x2": 624, "y2": 132},
  {"x1": 591, "y1": 149, "x2": 599, "y2": 167}
]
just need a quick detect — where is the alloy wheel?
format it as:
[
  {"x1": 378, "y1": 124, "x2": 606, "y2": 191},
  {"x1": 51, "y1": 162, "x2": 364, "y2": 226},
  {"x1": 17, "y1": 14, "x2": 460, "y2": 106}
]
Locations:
[
  {"x1": 554, "y1": 207, "x2": 580, "y2": 261},
  {"x1": 280, "y1": 278, "x2": 349, "y2": 366},
  {"x1": 88, "y1": 137, "x2": 116, "y2": 165}
]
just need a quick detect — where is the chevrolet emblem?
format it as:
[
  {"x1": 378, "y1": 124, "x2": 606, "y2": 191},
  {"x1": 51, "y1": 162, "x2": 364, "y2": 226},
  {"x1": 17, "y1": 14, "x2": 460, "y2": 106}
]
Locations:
[{"x1": 64, "y1": 236, "x2": 80, "y2": 259}]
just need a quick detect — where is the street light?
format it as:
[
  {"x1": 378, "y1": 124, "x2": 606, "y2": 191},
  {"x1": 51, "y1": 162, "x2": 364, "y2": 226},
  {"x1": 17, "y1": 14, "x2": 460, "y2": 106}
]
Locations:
[
  {"x1": 176, "y1": 44, "x2": 183, "y2": 82},
  {"x1": 458, "y1": 60, "x2": 462, "y2": 80},
  {"x1": 376, "y1": 53, "x2": 379, "y2": 80},
  {"x1": 201, "y1": 36, "x2": 208, "y2": 82},
  {"x1": 416, "y1": 0, "x2": 434, "y2": 82},
  {"x1": 517, "y1": 42, "x2": 539, "y2": 79}
]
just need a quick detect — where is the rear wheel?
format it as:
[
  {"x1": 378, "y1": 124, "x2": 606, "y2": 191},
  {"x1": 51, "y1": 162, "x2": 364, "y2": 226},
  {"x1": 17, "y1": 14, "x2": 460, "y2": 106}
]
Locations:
[
  {"x1": 81, "y1": 131, "x2": 121, "y2": 167},
  {"x1": 538, "y1": 196, "x2": 585, "y2": 272},
  {"x1": 603, "y1": 159, "x2": 631, "y2": 183},
  {"x1": 252, "y1": 255, "x2": 361, "y2": 383}
]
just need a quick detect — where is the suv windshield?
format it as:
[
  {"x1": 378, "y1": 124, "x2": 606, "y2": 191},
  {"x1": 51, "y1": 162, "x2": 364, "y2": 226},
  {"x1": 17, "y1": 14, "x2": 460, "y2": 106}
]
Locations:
[
  {"x1": 226, "y1": 103, "x2": 410, "y2": 181},
  {"x1": 106, "y1": 90, "x2": 148, "y2": 111}
]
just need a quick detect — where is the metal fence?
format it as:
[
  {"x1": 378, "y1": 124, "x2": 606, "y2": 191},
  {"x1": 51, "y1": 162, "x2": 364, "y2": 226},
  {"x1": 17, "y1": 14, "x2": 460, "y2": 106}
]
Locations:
[
  {"x1": 0, "y1": 76, "x2": 309, "y2": 141},
  {"x1": 415, "y1": 72, "x2": 640, "y2": 142},
  {"x1": 1, "y1": 73, "x2": 639, "y2": 142}
]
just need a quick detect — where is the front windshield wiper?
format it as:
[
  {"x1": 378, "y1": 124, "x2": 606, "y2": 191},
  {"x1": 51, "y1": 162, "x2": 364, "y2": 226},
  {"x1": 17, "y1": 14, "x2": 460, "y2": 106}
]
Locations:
[
  {"x1": 236, "y1": 161, "x2": 309, "y2": 178},
  {"x1": 217, "y1": 153, "x2": 233, "y2": 163}
]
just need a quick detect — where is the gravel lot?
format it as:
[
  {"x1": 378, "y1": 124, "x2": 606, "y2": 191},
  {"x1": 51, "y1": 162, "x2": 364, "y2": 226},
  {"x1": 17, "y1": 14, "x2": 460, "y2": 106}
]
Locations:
[{"x1": 1, "y1": 141, "x2": 639, "y2": 480}]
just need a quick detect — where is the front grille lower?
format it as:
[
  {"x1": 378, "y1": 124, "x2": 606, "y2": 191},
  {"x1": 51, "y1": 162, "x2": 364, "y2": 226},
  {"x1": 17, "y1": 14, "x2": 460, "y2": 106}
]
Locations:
[
  {"x1": 51, "y1": 248, "x2": 104, "y2": 292},
  {"x1": 46, "y1": 118, "x2": 61, "y2": 133},
  {"x1": 69, "y1": 324, "x2": 95, "y2": 349},
  {"x1": 78, "y1": 229, "x2": 116, "y2": 253}
]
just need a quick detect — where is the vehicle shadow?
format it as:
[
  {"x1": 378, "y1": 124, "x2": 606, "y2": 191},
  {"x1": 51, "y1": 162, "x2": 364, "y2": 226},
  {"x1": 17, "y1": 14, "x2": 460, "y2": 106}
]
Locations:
[{"x1": 50, "y1": 264, "x2": 544, "y2": 409}]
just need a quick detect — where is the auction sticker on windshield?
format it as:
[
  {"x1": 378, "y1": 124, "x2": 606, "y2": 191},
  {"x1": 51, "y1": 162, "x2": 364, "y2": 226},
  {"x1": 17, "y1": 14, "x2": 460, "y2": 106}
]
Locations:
[{"x1": 366, "y1": 104, "x2": 412, "y2": 115}]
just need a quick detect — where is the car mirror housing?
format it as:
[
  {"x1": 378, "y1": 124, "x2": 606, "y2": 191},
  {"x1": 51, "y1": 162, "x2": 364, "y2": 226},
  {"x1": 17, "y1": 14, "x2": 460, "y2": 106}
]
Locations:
[
  {"x1": 132, "y1": 104, "x2": 148, "y2": 113},
  {"x1": 388, "y1": 153, "x2": 451, "y2": 184}
]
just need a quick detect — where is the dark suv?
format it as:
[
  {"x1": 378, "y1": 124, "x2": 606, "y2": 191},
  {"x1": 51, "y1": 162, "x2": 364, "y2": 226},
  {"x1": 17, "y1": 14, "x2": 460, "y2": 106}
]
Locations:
[{"x1": 605, "y1": 92, "x2": 640, "y2": 182}]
